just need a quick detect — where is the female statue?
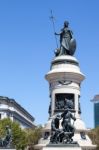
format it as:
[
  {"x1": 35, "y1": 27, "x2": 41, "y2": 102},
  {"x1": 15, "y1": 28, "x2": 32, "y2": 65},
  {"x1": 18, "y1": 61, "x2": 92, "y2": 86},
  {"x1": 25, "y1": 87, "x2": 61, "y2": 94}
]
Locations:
[{"x1": 55, "y1": 21, "x2": 76, "y2": 56}]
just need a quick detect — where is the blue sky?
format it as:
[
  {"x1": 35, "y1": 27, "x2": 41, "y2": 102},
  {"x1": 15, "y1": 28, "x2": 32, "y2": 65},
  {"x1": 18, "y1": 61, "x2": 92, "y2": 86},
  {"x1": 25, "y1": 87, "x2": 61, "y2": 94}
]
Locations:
[{"x1": 0, "y1": 0, "x2": 99, "y2": 128}]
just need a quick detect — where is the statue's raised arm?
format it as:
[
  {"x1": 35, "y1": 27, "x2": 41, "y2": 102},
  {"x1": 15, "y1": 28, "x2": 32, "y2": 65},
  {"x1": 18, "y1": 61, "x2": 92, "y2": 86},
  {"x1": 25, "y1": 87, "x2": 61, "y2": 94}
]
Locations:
[{"x1": 55, "y1": 21, "x2": 76, "y2": 56}]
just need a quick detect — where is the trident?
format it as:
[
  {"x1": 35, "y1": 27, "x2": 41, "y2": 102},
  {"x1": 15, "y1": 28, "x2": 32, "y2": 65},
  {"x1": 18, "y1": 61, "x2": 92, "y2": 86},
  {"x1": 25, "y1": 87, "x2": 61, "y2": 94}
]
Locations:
[{"x1": 50, "y1": 10, "x2": 58, "y2": 48}]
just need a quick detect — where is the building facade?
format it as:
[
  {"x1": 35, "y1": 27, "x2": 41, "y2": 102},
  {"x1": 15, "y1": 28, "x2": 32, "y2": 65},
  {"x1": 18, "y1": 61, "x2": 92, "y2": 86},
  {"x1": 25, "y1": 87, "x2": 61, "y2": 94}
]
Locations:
[
  {"x1": 91, "y1": 95, "x2": 99, "y2": 128},
  {"x1": 0, "y1": 96, "x2": 35, "y2": 129}
]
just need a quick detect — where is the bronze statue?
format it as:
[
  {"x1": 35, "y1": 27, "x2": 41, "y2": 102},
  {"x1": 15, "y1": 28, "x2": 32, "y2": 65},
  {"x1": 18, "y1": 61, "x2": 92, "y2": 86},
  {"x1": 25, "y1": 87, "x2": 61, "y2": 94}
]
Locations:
[
  {"x1": 50, "y1": 109, "x2": 76, "y2": 144},
  {"x1": 0, "y1": 126, "x2": 12, "y2": 148},
  {"x1": 64, "y1": 98, "x2": 74, "y2": 110},
  {"x1": 55, "y1": 21, "x2": 76, "y2": 56},
  {"x1": 50, "y1": 114, "x2": 61, "y2": 143},
  {"x1": 61, "y1": 109, "x2": 76, "y2": 143},
  {"x1": 50, "y1": 96, "x2": 76, "y2": 144}
]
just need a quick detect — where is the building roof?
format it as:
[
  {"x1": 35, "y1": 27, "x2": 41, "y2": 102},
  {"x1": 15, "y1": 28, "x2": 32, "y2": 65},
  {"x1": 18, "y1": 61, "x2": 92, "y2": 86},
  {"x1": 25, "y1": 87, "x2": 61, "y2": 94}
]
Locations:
[
  {"x1": 0, "y1": 96, "x2": 35, "y2": 121},
  {"x1": 91, "y1": 95, "x2": 99, "y2": 103}
]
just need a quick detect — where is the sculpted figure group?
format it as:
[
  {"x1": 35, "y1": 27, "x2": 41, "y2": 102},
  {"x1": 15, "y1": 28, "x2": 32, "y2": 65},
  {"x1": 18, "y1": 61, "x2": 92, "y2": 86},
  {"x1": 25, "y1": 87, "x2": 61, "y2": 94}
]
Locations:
[
  {"x1": 55, "y1": 98, "x2": 74, "y2": 111},
  {"x1": 50, "y1": 98, "x2": 77, "y2": 144},
  {"x1": 50, "y1": 110, "x2": 76, "y2": 144}
]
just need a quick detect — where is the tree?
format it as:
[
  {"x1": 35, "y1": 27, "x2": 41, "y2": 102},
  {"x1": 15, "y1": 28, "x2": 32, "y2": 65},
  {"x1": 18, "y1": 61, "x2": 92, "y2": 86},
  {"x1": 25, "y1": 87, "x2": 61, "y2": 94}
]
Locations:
[
  {"x1": 26, "y1": 126, "x2": 42, "y2": 150},
  {"x1": 0, "y1": 118, "x2": 27, "y2": 150},
  {"x1": 12, "y1": 122, "x2": 27, "y2": 150},
  {"x1": 88, "y1": 126, "x2": 99, "y2": 150},
  {"x1": 0, "y1": 118, "x2": 42, "y2": 150}
]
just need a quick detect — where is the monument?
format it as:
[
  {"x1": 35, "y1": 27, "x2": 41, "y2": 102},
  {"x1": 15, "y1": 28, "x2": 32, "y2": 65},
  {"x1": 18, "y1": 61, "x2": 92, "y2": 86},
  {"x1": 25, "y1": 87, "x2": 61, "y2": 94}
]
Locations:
[
  {"x1": 35, "y1": 21, "x2": 96, "y2": 150},
  {"x1": 0, "y1": 126, "x2": 15, "y2": 150}
]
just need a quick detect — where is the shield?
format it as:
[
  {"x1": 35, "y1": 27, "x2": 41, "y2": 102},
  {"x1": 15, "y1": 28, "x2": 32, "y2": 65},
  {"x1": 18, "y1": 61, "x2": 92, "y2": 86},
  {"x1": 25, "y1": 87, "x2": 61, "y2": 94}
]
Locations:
[{"x1": 69, "y1": 38, "x2": 76, "y2": 55}]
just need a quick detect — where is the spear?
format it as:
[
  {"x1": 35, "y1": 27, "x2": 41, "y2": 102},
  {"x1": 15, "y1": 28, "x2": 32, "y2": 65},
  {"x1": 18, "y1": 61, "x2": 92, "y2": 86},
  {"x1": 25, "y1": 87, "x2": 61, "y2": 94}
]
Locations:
[{"x1": 50, "y1": 10, "x2": 58, "y2": 48}]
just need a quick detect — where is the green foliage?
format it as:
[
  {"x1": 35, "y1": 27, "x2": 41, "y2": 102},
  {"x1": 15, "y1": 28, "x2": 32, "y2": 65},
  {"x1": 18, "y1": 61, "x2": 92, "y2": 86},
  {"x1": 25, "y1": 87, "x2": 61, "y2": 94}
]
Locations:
[
  {"x1": 26, "y1": 126, "x2": 42, "y2": 149},
  {"x1": 88, "y1": 126, "x2": 99, "y2": 150},
  {"x1": 12, "y1": 122, "x2": 27, "y2": 150},
  {"x1": 0, "y1": 118, "x2": 27, "y2": 150},
  {"x1": 0, "y1": 118, "x2": 12, "y2": 137},
  {"x1": 0, "y1": 118, "x2": 42, "y2": 150}
]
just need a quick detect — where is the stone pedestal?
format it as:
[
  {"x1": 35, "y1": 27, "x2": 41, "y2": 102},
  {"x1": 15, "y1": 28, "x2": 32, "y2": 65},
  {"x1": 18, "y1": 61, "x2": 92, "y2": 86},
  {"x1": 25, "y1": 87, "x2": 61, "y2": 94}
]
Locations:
[
  {"x1": 35, "y1": 55, "x2": 96, "y2": 150},
  {"x1": 44, "y1": 144, "x2": 82, "y2": 150},
  {"x1": 43, "y1": 147, "x2": 81, "y2": 150}
]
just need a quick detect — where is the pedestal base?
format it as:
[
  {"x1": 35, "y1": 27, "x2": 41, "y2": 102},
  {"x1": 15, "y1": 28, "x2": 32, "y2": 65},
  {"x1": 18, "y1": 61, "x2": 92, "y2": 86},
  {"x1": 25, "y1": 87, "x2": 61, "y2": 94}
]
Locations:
[
  {"x1": 0, "y1": 149, "x2": 16, "y2": 150},
  {"x1": 43, "y1": 144, "x2": 82, "y2": 150}
]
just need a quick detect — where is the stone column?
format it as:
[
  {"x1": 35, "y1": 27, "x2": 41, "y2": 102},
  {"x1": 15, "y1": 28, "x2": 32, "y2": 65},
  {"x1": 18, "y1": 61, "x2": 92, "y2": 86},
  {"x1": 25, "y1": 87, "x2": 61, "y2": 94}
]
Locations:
[{"x1": 75, "y1": 93, "x2": 80, "y2": 119}]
